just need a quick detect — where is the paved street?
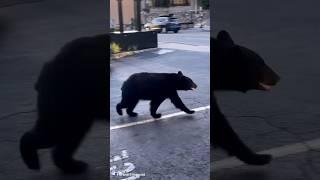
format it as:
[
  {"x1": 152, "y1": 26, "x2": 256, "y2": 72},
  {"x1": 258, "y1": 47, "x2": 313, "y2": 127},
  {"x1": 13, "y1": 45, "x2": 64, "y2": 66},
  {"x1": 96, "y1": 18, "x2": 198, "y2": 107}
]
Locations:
[
  {"x1": 212, "y1": 0, "x2": 320, "y2": 179},
  {"x1": 0, "y1": 1, "x2": 107, "y2": 179},
  {"x1": 110, "y1": 30, "x2": 210, "y2": 179}
]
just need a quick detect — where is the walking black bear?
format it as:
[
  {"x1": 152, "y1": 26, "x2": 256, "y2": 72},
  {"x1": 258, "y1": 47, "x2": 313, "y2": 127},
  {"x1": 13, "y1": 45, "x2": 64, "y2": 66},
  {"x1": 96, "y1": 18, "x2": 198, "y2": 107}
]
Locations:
[
  {"x1": 20, "y1": 34, "x2": 108, "y2": 173},
  {"x1": 116, "y1": 72, "x2": 197, "y2": 118},
  {"x1": 212, "y1": 30, "x2": 280, "y2": 165}
]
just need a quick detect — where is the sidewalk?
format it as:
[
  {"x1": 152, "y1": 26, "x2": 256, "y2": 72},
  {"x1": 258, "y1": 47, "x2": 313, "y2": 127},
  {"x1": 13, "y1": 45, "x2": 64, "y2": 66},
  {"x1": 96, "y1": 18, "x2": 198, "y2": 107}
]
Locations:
[{"x1": 213, "y1": 151, "x2": 320, "y2": 180}]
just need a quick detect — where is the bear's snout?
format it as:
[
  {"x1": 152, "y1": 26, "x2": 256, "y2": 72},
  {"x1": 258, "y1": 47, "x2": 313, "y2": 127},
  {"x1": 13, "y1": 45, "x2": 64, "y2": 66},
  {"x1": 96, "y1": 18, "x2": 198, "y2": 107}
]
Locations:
[
  {"x1": 258, "y1": 65, "x2": 280, "y2": 91},
  {"x1": 191, "y1": 83, "x2": 198, "y2": 90}
]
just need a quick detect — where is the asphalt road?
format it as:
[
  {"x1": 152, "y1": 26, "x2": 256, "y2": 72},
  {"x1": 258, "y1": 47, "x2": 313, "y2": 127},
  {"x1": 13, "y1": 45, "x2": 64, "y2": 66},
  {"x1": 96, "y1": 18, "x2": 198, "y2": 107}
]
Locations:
[
  {"x1": 110, "y1": 30, "x2": 210, "y2": 179},
  {"x1": 0, "y1": 1, "x2": 107, "y2": 179},
  {"x1": 212, "y1": 0, "x2": 320, "y2": 179}
]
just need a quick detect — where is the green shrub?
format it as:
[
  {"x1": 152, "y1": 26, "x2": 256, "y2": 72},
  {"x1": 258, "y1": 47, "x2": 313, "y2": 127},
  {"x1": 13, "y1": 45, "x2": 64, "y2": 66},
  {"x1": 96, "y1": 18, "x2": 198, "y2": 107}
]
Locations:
[
  {"x1": 128, "y1": 46, "x2": 138, "y2": 52},
  {"x1": 110, "y1": 42, "x2": 121, "y2": 54}
]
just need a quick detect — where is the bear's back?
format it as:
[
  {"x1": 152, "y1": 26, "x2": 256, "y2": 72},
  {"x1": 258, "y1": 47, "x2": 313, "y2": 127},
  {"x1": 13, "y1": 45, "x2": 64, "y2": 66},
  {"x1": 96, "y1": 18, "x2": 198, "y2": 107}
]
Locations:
[
  {"x1": 122, "y1": 72, "x2": 178, "y2": 99},
  {"x1": 35, "y1": 34, "x2": 109, "y2": 117}
]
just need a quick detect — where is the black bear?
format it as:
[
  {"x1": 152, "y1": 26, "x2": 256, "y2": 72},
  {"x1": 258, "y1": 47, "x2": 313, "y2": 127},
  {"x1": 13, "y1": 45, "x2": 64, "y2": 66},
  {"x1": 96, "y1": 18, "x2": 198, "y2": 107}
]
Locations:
[
  {"x1": 20, "y1": 34, "x2": 108, "y2": 173},
  {"x1": 116, "y1": 71, "x2": 197, "y2": 118},
  {"x1": 212, "y1": 30, "x2": 280, "y2": 165}
]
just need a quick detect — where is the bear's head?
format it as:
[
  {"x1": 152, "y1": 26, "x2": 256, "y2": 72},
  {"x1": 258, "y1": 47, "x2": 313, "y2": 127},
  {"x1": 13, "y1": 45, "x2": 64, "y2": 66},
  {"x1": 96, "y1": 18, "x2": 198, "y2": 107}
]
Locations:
[
  {"x1": 212, "y1": 30, "x2": 280, "y2": 92},
  {"x1": 176, "y1": 71, "x2": 198, "y2": 91}
]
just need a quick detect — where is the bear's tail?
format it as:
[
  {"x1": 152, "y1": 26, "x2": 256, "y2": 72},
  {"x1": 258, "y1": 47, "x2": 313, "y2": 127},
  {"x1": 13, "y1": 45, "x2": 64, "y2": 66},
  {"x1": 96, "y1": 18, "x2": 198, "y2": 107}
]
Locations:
[{"x1": 20, "y1": 132, "x2": 41, "y2": 170}]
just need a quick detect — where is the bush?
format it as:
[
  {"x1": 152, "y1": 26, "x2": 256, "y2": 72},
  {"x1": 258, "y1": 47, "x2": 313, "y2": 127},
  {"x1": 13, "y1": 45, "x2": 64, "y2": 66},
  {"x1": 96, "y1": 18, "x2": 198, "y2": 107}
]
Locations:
[
  {"x1": 201, "y1": 0, "x2": 209, "y2": 9},
  {"x1": 110, "y1": 42, "x2": 121, "y2": 54}
]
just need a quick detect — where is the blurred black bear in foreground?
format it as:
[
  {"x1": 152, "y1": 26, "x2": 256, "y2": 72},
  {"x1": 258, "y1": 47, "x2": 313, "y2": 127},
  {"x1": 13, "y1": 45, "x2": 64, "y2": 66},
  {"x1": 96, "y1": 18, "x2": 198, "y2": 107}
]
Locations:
[
  {"x1": 116, "y1": 72, "x2": 197, "y2": 118},
  {"x1": 20, "y1": 34, "x2": 108, "y2": 173},
  {"x1": 212, "y1": 30, "x2": 280, "y2": 165}
]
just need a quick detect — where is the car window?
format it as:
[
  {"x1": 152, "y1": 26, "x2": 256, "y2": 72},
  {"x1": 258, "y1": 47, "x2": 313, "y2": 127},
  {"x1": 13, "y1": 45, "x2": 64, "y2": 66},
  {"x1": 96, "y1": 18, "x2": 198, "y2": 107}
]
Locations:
[
  {"x1": 169, "y1": 18, "x2": 178, "y2": 22},
  {"x1": 152, "y1": 17, "x2": 168, "y2": 24}
]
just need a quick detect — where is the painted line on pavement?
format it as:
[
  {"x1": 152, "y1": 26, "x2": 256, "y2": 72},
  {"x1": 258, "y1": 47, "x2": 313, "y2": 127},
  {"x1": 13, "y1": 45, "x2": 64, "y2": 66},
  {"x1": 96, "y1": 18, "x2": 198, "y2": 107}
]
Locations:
[
  {"x1": 158, "y1": 43, "x2": 210, "y2": 53},
  {"x1": 155, "y1": 49, "x2": 175, "y2": 55},
  {"x1": 212, "y1": 138, "x2": 320, "y2": 171},
  {"x1": 110, "y1": 105, "x2": 210, "y2": 130}
]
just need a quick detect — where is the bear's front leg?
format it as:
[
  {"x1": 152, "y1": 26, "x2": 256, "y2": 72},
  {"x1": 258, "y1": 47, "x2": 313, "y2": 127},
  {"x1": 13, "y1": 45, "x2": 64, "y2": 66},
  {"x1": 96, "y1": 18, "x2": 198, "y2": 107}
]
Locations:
[
  {"x1": 212, "y1": 99, "x2": 272, "y2": 165},
  {"x1": 150, "y1": 97, "x2": 166, "y2": 118},
  {"x1": 169, "y1": 92, "x2": 195, "y2": 114}
]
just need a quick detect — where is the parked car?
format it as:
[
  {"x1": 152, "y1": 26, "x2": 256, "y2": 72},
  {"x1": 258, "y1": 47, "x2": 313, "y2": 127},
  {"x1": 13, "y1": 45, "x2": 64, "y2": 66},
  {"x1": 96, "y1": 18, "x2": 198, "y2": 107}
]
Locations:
[{"x1": 144, "y1": 16, "x2": 181, "y2": 33}]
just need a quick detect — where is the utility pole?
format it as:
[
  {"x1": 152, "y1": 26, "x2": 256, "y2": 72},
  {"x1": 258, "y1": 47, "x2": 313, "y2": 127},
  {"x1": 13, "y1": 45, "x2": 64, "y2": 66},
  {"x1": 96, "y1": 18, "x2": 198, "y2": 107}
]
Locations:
[
  {"x1": 134, "y1": 0, "x2": 142, "y2": 31},
  {"x1": 117, "y1": 0, "x2": 124, "y2": 33}
]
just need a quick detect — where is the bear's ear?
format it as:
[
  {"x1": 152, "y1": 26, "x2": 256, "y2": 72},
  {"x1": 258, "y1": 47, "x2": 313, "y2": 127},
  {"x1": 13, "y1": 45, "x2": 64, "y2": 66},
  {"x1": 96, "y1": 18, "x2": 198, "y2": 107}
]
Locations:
[
  {"x1": 178, "y1": 71, "x2": 183, "y2": 76},
  {"x1": 217, "y1": 30, "x2": 235, "y2": 48}
]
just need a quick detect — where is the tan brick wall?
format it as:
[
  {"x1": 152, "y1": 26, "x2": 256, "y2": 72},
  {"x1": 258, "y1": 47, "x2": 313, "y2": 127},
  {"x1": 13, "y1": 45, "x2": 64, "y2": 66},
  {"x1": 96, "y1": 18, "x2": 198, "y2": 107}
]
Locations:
[{"x1": 110, "y1": 0, "x2": 135, "y2": 26}]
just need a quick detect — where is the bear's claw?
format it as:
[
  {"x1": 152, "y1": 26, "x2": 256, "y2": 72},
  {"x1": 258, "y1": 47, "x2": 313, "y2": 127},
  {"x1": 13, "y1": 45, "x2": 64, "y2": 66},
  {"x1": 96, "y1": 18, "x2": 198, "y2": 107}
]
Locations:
[
  {"x1": 151, "y1": 113, "x2": 162, "y2": 119},
  {"x1": 238, "y1": 154, "x2": 272, "y2": 165},
  {"x1": 127, "y1": 112, "x2": 138, "y2": 117},
  {"x1": 186, "y1": 110, "x2": 195, "y2": 114}
]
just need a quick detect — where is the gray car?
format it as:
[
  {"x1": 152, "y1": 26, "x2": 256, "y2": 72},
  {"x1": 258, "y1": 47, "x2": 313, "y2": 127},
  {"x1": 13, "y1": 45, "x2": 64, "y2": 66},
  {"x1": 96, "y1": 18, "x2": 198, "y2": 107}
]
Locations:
[{"x1": 144, "y1": 16, "x2": 181, "y2": 33}]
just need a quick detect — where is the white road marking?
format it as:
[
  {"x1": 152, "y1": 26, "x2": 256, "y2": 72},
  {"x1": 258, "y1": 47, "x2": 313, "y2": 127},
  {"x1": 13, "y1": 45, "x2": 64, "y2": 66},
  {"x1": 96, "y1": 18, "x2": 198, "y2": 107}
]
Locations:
[
  {"x1": 110, "y1": 150, "x2": 146, "y2": 179},
  {"x1": 155, "y1": 49, "x2": 175, "y2": 55},
  {"x1": 110, "y1": 150, "x2": 129, "y2": 163},
  {"x1": 212, "y1": 138, "x2": 320, "y2": 171},
  {"x1": 158, "y1": 42, "x2": 210, "y2": 53},
  {"x1": 110, "y1": 105, "x2": 210, "y2": 130}
]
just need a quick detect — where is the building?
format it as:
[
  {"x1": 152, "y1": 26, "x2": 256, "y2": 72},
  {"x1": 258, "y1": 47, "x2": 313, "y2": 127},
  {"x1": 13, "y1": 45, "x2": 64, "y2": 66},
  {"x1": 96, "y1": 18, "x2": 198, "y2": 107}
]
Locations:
[
  {"x1": 110, "y1": 0, "x2": 207, "y2": 31},
  {"x1": 110, "y1": 0, "x2": 134, "y2": 30},
  {"x1": 142, "y1": 0, "x2": 201, "y2": 11},
  {"x1": 142, "y1": 0, "x2": 208, "y2": 25}
]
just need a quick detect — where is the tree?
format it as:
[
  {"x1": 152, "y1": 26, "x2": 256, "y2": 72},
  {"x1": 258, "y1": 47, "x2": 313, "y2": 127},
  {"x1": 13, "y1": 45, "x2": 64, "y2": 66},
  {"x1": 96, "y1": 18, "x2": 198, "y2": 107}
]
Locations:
[
  {"x1": 200, "y1": 0, "x2": 209, "y2": 9},
  {"x1": 154, "y1": 0, "x2": 170, "y2": 7}
]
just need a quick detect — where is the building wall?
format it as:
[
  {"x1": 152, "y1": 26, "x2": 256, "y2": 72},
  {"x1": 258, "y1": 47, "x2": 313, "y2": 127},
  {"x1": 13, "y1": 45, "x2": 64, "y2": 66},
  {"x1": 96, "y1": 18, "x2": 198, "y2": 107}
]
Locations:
[
  {"x1": 110, "y1": 0, "x2": 206, "y2": 30},
  {"x1": 110, "y1": 0, "x2": 135, "y2": 26},
  {"x1": 142, "y1": 0, "x2": 205, "y2": 24}
]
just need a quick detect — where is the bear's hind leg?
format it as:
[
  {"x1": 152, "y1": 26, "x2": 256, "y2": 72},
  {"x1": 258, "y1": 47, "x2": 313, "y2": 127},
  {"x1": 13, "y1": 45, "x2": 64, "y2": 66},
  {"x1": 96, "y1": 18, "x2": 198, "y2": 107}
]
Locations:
[
  {"x1": 117, "y1": 95, "x2": 132, "y2": 116},
  {"x1": 116, "y1": 102, "x2": 123, "y2": 115},
  {"x1": 20, "y1": 130, "x2": 54, "y2": 170},
  {"x1": 150, "y1": 97, "x2": 166, "y2": 118},
  {"x1": 126, "y1": 98, "x2": 139, "y2": 117},
  {"x1": 52, "y1": 118, "x2": 92, "y2": 174}
]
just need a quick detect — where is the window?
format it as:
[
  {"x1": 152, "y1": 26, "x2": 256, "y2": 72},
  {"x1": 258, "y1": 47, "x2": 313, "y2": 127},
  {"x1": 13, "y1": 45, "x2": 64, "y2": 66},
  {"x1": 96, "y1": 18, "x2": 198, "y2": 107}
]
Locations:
[
  {"x1": 171, "y1": 0, "x2": 189, "y2": 6},
  {"x1": 153, "y1": 0, "x2": 170, "y2": 7},
  {"x1": 153, "y1": 0, "x2": 190, "y2": 7}
]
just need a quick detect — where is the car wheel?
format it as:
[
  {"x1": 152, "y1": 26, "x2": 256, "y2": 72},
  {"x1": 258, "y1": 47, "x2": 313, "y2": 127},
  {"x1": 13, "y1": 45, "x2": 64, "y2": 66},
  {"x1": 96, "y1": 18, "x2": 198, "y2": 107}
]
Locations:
[
  {"x1": 174, "y1": 30, "x2": 179, "y2": 33},
  {"x1": 162, "y1": 27, "x2": 166, "y2": 33}
]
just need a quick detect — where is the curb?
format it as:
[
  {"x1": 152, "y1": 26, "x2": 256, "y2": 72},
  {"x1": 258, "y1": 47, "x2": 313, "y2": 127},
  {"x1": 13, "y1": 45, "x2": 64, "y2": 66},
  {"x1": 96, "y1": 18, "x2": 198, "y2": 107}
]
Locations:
[{"x1": 111, "y1": 48, "x2": 158, "y2": 61}]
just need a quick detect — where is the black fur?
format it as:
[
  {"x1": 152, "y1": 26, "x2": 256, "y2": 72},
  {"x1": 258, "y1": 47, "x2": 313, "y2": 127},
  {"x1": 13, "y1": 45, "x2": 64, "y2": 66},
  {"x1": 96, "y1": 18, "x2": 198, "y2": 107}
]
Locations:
[
  {"x1": 212, "y1": 30, "x2": 280, "y2": 165},
  {"x1": 116, "y1": 71, "x2": 197, "y2": 118},
  {"x1": 20, "y1": 34, "x2": 108, "y2": 173}
]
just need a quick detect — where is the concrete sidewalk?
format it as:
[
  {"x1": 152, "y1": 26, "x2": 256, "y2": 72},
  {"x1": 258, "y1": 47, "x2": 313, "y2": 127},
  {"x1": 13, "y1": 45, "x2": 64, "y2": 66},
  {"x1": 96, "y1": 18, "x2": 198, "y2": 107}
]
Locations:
[{"x1": 213, "y1": 151, "x2": 320, "y2": 180}]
